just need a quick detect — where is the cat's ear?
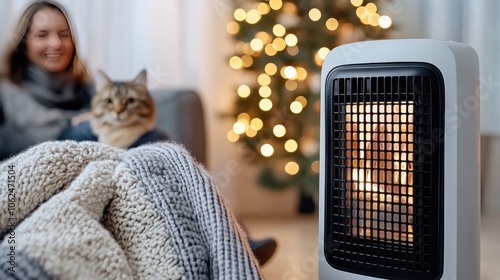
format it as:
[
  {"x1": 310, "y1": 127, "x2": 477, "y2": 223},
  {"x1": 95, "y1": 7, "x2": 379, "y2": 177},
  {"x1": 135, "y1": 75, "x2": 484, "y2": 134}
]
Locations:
[
  {"x1": 96, "y1": 69, "x2": 112, "y2": 86},
  {"x1": 132, "y1": 69, "x2": 147, "y2": 86}
]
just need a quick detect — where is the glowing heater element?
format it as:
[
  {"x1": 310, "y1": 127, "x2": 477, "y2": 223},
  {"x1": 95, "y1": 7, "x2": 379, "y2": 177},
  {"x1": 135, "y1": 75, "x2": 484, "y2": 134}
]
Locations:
[{"x1": 346, "y1": 103, "x2": 415, "y2": 244}]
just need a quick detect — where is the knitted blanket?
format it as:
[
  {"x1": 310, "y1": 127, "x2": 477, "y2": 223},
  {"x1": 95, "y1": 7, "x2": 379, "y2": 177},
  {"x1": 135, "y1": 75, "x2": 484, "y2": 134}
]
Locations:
[{"x1": 0, "y1": 141, "x2": 262, "y2": 279}]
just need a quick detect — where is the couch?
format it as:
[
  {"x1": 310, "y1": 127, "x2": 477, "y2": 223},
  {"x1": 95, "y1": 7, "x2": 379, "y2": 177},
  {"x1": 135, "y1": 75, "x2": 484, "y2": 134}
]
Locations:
[{"x1": 151, "y1": 89, "x2": 206, "y2": 166}]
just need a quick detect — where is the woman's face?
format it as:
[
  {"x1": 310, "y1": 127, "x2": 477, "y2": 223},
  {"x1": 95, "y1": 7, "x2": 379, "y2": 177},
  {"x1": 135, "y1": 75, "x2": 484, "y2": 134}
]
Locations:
[{"x1": 25, "y1": 8, "x2": 74, "y2": 73}]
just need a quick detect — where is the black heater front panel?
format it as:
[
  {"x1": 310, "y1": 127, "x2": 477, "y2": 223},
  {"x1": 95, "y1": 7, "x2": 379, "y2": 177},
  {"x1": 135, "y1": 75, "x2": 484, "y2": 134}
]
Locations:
[{"x1": 324, "y1": 63, "x2": 445, "y2": 280}]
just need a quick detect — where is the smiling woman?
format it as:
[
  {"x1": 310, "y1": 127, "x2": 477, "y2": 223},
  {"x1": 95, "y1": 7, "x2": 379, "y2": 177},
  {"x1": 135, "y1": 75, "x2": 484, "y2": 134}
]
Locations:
[
  {"x1": 0, "y1": 0, "x2": 93, "y2": 160},
  {"x1": 25, "y1": 8, "x2": 74, "y2": 73}
]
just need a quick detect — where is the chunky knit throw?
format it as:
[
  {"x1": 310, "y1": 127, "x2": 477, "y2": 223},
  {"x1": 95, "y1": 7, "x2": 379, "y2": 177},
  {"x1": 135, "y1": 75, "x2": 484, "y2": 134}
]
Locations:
[{"x1": 0, "y1": 141, "x2": 262, "y2": 279}]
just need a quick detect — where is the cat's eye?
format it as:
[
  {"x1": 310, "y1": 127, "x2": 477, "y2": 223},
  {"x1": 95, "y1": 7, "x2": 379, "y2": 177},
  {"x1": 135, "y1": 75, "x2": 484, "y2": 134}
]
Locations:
[
  {"x1": 126, "y1": 98, "x2": 135, "y2": 104},
  {"x1": 105, "y1": 98, "x2": 112, "y2": 104}
]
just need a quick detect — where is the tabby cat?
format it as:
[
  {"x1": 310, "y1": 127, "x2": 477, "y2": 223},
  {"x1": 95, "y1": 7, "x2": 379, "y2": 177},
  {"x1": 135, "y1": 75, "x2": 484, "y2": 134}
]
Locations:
[{"x1": 90, "y1": 69, "x2": 157, "y2": 148}]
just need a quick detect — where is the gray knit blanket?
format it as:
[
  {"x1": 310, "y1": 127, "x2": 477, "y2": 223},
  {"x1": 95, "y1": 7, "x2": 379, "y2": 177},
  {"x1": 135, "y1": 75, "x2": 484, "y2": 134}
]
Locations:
[{"x1": 0, "y1": 141, "x2": 262, "y2": 279}]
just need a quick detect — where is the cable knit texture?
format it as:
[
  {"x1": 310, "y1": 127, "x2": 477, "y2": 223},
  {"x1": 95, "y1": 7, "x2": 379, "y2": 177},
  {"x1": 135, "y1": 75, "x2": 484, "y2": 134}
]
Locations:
[{"x1": 0, "y1": 141, "x2": 262, "y2": 279}]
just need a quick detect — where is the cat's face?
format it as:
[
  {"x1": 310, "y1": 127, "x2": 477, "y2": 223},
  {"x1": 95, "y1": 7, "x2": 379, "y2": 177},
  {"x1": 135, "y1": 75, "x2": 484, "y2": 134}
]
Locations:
[{"x1": 91, "y1": 70, "x2": 155, "y2": 127}]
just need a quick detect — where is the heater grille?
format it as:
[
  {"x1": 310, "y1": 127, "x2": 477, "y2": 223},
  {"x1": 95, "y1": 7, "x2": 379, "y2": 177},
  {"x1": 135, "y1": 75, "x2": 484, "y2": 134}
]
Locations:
[{"x1": 324, "y1": 63, "x2": 444, "y2": 280}]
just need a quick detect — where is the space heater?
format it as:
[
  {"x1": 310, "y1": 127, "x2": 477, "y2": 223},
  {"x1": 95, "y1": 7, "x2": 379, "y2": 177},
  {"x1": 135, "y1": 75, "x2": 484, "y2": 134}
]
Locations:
[{"x1": 319, "y1": 39, "x2": 480, "y2": 280}]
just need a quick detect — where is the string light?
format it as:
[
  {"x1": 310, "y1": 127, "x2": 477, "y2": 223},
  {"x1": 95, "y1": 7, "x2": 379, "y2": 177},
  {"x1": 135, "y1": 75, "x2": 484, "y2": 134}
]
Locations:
[
  {"x1": 227, "y1": 21, "x2": 240, "y2": 34},
  {"x1": 350, "y1": 0, "x2": 363, "y2": 7},
  {"x1": 234, "y1": 8, "x2": 246, "y2": 21},
  {"x1": 309, "y1": 8, "x2": 322, "y2": 21},
  {"x1": 284, "y1": 34, "x2": 298, "y2": 46},
  {"x1": 258, "y1": 73, "x2": 271, "y2": 86},
  {"x1": 290, "y1": 100, "x2": 303, "y2": 114},
  {"x1": 229, "y1": 56, "x2": 243, "y2": 70},
  {"x1": 326, "y1": 18, "x2": 339, "y2": 31},
  {"x1": 237, "y1": 85, "x2": 251, "y2": 98},
  {"x1": 282, "y1": 66, "x2": 298, "y2": 80},
  {"x1": 269, "y1": 0, "x2": 283, "y2": 10},
  {"x1": 379, "y1": 15, "x2": 392, "y2": 28},
  {"x1": 259, "y1": 86, "x2": 272, "y2": 97},
  {"x1": 257, "y1": 3, "x2": 271, "y2": 14},
  {"x1": 272, "y1": 24, "x2": 286, "y2": 37},
  {"x1": 227, "y1": 130, "x2": 239, "y2": 142},
  {"x1": 285, "y1": 80, "x2": 298, "y2": 91},
  {"x1": 273, "y1": 124, "x2": 286, "y2": 137},
  {"x1": 261, "y1": 144, "x2": 274, "y2": 157},
  {"x1": 311, "y1": 160, "x2": 320, "y2": 173},
  {"x1": 246, "y1": 9, "x2": 262, "y2": 24},
  {"x1": 273, "y1": 38, "x2": 287, "y2": 51},
  {"x1": 250, "y1": 118, "x2": 264, "y2": 130},
  {"x1": 295, "y1": 96, "x2": 307, "y2": 107},
  {"x1": 265, "y1": 44, "x2": 278, "y2": 56},
  {"x1": 285, "y1": 139, "x2": 298, "y2": 153},
  {"x1": 265, "y1": 63, "x2": 278, "y2": 75},
  {"x1": 285, "y1": 161, "x2": 300, "y2": 175},
  {"x1": 233, "y1": 121, "x2": 247, "y2": 134},
  {"x1": 250, "y1": 38, "x2": 264, "y2": 52},
  {"x1": 259, "y1": 98, "x2": 273, "y2": 111}
]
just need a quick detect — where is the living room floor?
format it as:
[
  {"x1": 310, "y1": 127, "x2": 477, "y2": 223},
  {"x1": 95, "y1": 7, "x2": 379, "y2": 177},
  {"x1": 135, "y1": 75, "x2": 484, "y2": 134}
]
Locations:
[{"x1": 243, "y1": 214, "x2": 500, "y2": 280}]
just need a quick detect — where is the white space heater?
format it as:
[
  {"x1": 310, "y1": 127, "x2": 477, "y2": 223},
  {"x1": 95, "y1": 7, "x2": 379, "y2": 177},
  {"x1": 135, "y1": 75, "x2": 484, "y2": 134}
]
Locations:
[{"x1": 319, "y1": 39, "x2": 480, "y2": 280}]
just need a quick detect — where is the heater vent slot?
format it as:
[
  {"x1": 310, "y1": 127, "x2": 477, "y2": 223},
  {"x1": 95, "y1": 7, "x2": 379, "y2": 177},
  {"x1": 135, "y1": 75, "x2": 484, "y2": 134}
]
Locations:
[{"x1": 324, "y1": 63, "x2": 444, "y2": 280}]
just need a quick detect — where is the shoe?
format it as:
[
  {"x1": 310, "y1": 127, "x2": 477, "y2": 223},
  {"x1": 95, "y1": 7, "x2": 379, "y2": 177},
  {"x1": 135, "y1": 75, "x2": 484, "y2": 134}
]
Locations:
[{"x1": 249, "y1": 238, "x2": 277, "y2": 266}]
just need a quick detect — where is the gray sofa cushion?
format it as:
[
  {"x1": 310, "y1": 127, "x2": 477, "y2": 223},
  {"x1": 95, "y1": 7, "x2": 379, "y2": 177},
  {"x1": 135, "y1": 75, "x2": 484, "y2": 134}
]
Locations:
[{"x1": 151, "y1": 89, "x2": 206, "y2": 166}]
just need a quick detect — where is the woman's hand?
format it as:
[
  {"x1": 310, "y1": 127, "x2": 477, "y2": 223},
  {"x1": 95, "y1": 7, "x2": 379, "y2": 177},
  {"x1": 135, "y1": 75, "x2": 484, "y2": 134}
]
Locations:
[{"x1": 71, "y1": 112, "x2": 92, "y2": 126}]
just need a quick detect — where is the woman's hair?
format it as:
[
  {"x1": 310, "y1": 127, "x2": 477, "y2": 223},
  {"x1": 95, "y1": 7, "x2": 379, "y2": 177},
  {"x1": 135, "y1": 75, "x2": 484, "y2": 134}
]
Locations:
[{"x1": 1, "y1": 0, "x2": 91, "y2": 85}]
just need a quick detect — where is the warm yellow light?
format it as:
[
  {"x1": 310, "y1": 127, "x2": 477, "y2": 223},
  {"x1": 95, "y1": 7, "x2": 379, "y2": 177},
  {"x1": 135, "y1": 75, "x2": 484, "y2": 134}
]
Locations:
[
  {"x1": 265, "y1": 44, "x2": 278, "y2": 56},
  {"x1": 361, "y1": 16, "x2": 370, "y2": 25},
  {"x1": 241, "y1": 55, "x2": 253, "y2": 67},
  {"x1": 273, "y1": 124, "x2": 286, "y2": 137},
  {"x1": 250, "y1": 118, "x2": 264, "y2": 130},
  {"x1": 226, "y1": 21, "x2": 240, "y2": 34},
  {"x1": 314, "y1": 53, "x2": 323, "y2": 66},
  {"x1": 259, "y1": 86, "x2": 272, "y2": 98},
  {"x1": 326, "y1": 18, "x2": 339, "y2": 31},
  {"x1": 284, "y1": 34, "x2": 298, "y2": 46},
  {"x1": 259, "y1": 98, "x2": 273, "y2": 111},
  {"x1": 273, "y1": 38, "x2": 287, "y2": 51},
  {"x1": 350, "y1": 0, "x2": 363, "y2": 7},
  {"x1": 246, "y1": 9, "x2": 262, "y2": 24},
  {"x1": 261, "y1": 144, "x2": 274, "y2": 157},
  {"x1": 311, "y1": 160, "x2": 320, "y2": 173},
  {"x1": 227, "y1": 130, "x2": 239, "y2": 142},
  {"x1": 365, "y1": 3, "x2": 377, "y2": 14},
  {"x1": 238, "y1": 112, "x2": 250, "y2": 121},
  {"x1": 272, "y1": 24, "x2": 286, "y2": 37},
  {"x1": 379, "y1": 15, "x2": 392, "y2": 29},
  {"x1": 250, "y1": 38, "x2": 264, "y2": 52},
  {"x1": 287, "y1": 46, "x2": 299, "y2": 56},
  {"x1": 296, "y1": 67, "x2": 307, "y2": 81},
  {"x1": 290, "y1": 100, "x2": 303, "y2": 114},
  {"x1": 309, "y1": 8, "x2": 321, "y2": 21},
  {"x1": 242, "y1": 44, "x2": 254, "y2": 55},
  {"x1": 233, "y1": 121, "x2": 247, "y2": 134},
  {"x1": 285, "y1": 139, "x2": 298, "y2": 152},
  {"x1": 258, "y1": 74, "x2": 271, "y2": 86},
  {"x1": 369, "y1": 14, "x2": 380, "y2": 26},
  {"x1": 237, "y1": 85, "x2": 251, "y2": 98},
  {"x1": 318, "y1": 47, "x2": 330, "y2": 60},
  {"x1": 282, "y1": 66, "x2": 298, "y2": 80},
  {"x1": 246, "y1": 128, "x2": 258, "y2": 137},
  {"x1": 356, "y1": 6, "x2": 368, "y2": 18},
  {"x1": 234, "y1": 9, "x2": 246, "y2": 21},
  {"x1": 285, "y1": 80, "x2": 297, "y2": 91},
  {"x1": 229, "y1": 56, "x2": 243, "y2": 70},
  {"x1": 257, "y1": 3, "x2": 271, "y2": 14},
  {"x1": 282, "y1": 2, "x2": 297, "y2": 14},
  {"x1": 265, "y1": 63, "x2": 278, "y2": 75},
  {"x1": 295, "y1": 96, "x2": 307, "y2": 107},
  {"x1": 256, "y1": 31, "x2": 273, "y2": 44},
  {"x1": 269, "y1": 0, "x2": 283, "y2": 10},
  {"x1": 285, "y1": 161, "x2": 300, "y2": 175}
]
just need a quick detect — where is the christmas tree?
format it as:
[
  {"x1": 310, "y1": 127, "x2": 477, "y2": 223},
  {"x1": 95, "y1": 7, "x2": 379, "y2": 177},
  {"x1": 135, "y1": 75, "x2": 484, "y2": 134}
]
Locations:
[{"x1": 226, "y1": 0, "x2": 393, "y2": 212}]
